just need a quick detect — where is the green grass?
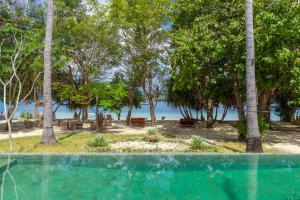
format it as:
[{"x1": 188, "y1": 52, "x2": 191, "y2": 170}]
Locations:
[
  {"x1": 0, "y1": 132, "x2": 144, "y2": 153},
  {"x1": 0, "y1": 132, "x2": 278, "y2": 153}
]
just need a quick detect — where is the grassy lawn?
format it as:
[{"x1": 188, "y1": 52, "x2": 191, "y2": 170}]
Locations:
[{"x1": 0, "y1": 132, "x2": 278, "y2": 153}]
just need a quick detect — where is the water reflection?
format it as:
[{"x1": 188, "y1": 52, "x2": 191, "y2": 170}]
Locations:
[
  {"x1": 0, "y1": 154, "x2": 22, "y2": 200},
  {"x1": 0, "y1": 154, "x2": 299, "y2": 200}
]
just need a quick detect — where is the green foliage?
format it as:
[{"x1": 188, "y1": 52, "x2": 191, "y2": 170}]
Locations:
[
  {"x1": 0, "y1": 1, "x2": 44, "y2": 109},
  {"x1": 20, "y1": 112, "x2": 33, "y2": 120},
  {"x1": 88, "y1": 135, "x2": 108, "y2": 148},
  {"x1": 110, "y1": 0, "x2": 170, "y2": 117},
  {"x1": 170, "y1": 0, "x2": 246, "y2": 123},
  {"x1": 99, "y1": 82, "x2": 128, "y2": 114},
  {"x1": 275, "y1": 91, "x2": 299, "y2": 122},
  {"x1": 237, "y1": 114, "x2": 270, "y2": 137},
  {"x1": 290, "y1": 55, "x2": 300, "y2": 106},
  {"x1": 146, "y1": 128, "x2": 157, "y2": 135},
  {"x1": 190, "y1": 137, "x2": 204, "y2": 150}
]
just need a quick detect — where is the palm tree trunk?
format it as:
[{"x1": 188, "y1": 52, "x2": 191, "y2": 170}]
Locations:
[
  {"x1": 41, "y1": 0, "x2": 57, "y2": 144},
  {"x1": 245, "y1": 0, "x2": 262, "y2": 152}
]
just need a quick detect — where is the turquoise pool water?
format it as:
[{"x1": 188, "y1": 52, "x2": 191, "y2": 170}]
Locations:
[{"x1": 0, "y1": 154, "x2": 300, "y2": 200}]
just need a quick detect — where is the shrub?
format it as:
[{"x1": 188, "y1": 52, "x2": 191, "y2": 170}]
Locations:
[
  {"x1": 20, "y1": 111, "x2": 33, "y2": 120},
  {"x1": 144, "y1": 135, "x2": 159, "y2": 143},
  {"x1": 237, "y1": 113, "x2": 270, "y2": 139},
  {"x1": 88, "y1": 135, "x2": 108, "y2": 147},
  {"x1": 146, "y1": 127, "x2": 157, "y2": 135},
  {"x1": 191, "y1": 137, "x2": 204, "y2": 150}
]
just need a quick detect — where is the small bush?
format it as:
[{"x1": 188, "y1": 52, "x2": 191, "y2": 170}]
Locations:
[
  {"x1": 20, "y1": 111, "x2": 33, "y2": 120},
  {"x1": 146, "y1": 128, "x2": 157, "y2": 135},
  {"x1": 88, "y1": 135, "x2": 108, "y2": 147},
  {"x1": 191, "y1": 137, "x2": 204, "y2": 150},
  {"x1": 237, "y1": 113, "x2": 270, "y2": 139},
  {"x1": 144, "y1": 135, "x2": 159, "y2": 143}
]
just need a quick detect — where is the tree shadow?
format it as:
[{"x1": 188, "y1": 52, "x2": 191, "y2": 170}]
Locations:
[{"x1": 58, "y1": 132, "x2": 81, "y2": 141}]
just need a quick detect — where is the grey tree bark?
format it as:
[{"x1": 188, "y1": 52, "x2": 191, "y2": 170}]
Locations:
[
  {"x1": 41, "y1": 0, "x2": 57, "y2": 144},
  {"x1": 245, "y1": 0, "x2": 262, "y2": 152},
  {"x1": 206, "y1": 99, "x2": 214, "y2": 128},
  {"x1": 235, "y1": 91, "x2": 246, "y2": 121}
]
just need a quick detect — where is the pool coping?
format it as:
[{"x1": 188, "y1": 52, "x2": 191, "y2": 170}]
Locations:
[{"x1": 1, "y1": 152, "x2": 300, "y2": 156}]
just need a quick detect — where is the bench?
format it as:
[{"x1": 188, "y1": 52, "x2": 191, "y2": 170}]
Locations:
[
  {"x1": 90, "y1": 117, "x2": 112, "y2": 131},
  {"x1": 178, "y1": 118, "x2": 196, "y2": 127},
  {"x1": 130, "y1": 118, "x2": 146, "y2": 127},
  {"x1": 60, "y1": 120, "x2": 83, "y2": 130},
  {"x1": 69, "y1": 121, "x2": 83, "y2": 130}
]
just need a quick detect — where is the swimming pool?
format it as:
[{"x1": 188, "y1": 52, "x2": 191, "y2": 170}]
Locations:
[{"x1": 1, "y1": 154, "x2": 299, "y2": 200}]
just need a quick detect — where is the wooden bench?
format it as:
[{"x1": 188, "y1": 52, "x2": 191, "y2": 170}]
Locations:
[
  {"x1": 178, "y1": 118, "x2": 196, "y2": 127},
  {"x1": 90, "y1": 118, "x2": 112, "y2": 130},
  {"x1": 69, "y1": 121, "x2": 83, "y2": 130},
  {"x1": 60, "y1": 120, "x2": 83, "y2": 130},
  {"x1": 130, "y1": 118, "x2": 146, "y2": 127}
]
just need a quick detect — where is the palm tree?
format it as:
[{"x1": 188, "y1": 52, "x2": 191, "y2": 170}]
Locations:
[
  {"x1": 41, "y1": 0, "x2": 57, "y2": 144},
  {"x1": 245, "y1": 0, "x2": 262, "y2": 152}
]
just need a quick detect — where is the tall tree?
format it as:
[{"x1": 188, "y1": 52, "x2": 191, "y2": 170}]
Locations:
[
  {"x1": 110, "y1": 0, "x2": 170, "y2": 126},
  {"x1": 41, "y1": 0, "x2": 57, "y2": 144},
  {"x1": 245, "y1": 0, "x2": 262, "y2": 152},
  {"x1": 54, "y1": 1, "x2": 120, "y2": 122}
]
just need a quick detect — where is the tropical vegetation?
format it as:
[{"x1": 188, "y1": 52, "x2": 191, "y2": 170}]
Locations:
[{"x1": 0, "y1": 0, "x2": 299, "y2": 153}]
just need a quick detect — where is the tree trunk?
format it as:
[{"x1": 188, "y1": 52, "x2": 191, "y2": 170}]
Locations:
[
  {"x1": 206, "y1": 99, "x2": 214, "y2": 128},
  {"x1": 235, "y1": 91, "x2": 246, "y2": 121},
  {"x1": 258, "y1": 89, "x2": 273, "y2": 124},
  {"x1": 245, "y1": 0, "x2": 262, "y2": 152},
  {"x1": 179, "y1": 107, "x2": 186, "y2": 119},
  {"x1": 126, "y1": 105, "x2": 133, "y2": 126},
  {"x1": 214, "y1": 105, "x2": 219, "y2": 121},
  {"x1": 95, "y1": 96, "x2": 101, "y2": 132},
  {"x1": 126, "y1": 94, "x2": 134, "y2": 126},
  {"x1": 221, "y1": 106, "x2": 228, "y2": 121},
  {"x1": 200, "y1": 108, "x2": 205, "y2": 121},
  {"x1": 34, "y1": 87, "x2": 40, "y2": 120},
  {"x1": 117, "y1": 111, "x2": 121, "y2": 121},
  {"x1": 81, "y1": 107, "x2": 88, "y2": 123},
  {"x1": 5, "y1": 108, "x2": 13, "y2": 131},
  {"x1": 144, "y1": 77, "x2": 156, "y2": 126},
  {"x1": 41, "y1": 0, "x2": 57, "y2": 144},
  {"x1": 149, "y1": 101, "x2": 156, "y2": 126}
]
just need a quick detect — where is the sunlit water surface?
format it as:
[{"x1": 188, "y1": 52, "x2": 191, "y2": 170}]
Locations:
[{"x1": 0, "y1": 154, "x2": 300, "y2": 200}]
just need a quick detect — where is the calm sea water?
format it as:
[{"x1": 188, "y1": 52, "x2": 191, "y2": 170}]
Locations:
[
  {"x1": 1, "y1": 154, "x2": 300, "y2": 200},
  {"x1": 0, "y1": 101, "x2": 280, "y2": 121}
]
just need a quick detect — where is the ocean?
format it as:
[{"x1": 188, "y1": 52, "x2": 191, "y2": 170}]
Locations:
[{"x1": 1, "y1": 101, "x2": 280, "y2": 121}]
